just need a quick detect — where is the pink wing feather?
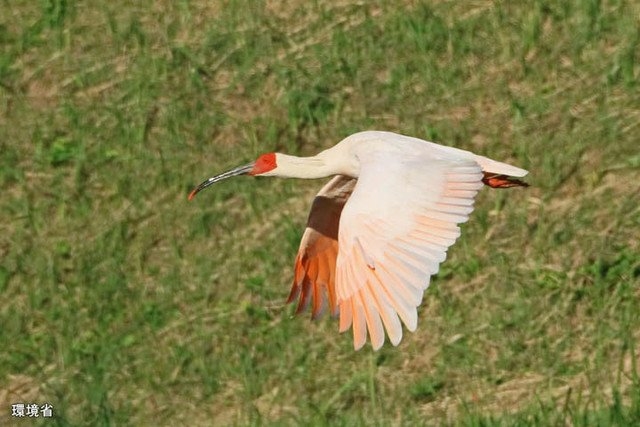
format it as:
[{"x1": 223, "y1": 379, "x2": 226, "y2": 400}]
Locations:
[
  {"x1": 335, "y1": 153, "x2": 484, "y2": 350},
  {"x1": 288, "y1": 149, "x2": 485, "y2": 350}
]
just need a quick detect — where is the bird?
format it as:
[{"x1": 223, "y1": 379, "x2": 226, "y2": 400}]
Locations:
[{"x1": 189, "y1": 131, "x2": 528, "y2": 350}]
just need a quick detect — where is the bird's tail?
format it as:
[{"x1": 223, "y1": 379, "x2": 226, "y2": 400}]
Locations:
[{"x1": 482, "y1": 173, "x2": 529, "y2": 188}]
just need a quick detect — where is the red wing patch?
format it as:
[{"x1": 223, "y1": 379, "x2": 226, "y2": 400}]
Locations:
[
  {"x1": 287, "y1": 176, "x2": 356, "y2": 319},
  {"x1": 287, "y1": 234, "x2": 339, "y2": 318}
]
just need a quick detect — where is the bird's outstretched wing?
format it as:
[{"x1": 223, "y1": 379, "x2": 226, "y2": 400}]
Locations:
[
  {"x1": 336, "y1": 153, "x2": 484, "y2": 350},
  {"x1": 287, "y1": 175, "x2": 356, "y2": 319}
]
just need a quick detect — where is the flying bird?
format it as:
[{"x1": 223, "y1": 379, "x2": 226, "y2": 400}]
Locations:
[{"x1": 189, "y1": 131, "x2": 528, "y2": 350}]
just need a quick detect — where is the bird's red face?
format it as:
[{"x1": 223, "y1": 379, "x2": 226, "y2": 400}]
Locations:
[{"x1": 250, "y1": 153, "x2": 277, "y2": 176}]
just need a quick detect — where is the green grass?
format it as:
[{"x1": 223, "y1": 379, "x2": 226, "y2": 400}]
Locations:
[{"x1": 1, "y1": 0, "x2": 639, "y2": 425}]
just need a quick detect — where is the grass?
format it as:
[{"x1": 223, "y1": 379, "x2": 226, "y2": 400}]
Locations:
[{"x1": 1, "y1": 0, "x2": 639, "y2": 425}]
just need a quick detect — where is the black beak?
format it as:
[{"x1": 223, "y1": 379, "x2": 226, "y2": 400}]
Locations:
[{"x1": 188, "y1": 162, "x2": 254, "y2": 200}]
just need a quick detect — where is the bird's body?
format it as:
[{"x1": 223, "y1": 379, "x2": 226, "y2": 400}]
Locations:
[{"x1": 189, "y1": 131, "x2": 528, "y2": 350}]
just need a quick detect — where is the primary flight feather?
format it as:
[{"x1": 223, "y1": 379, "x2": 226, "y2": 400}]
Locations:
[{"x1": 189, "y1": 131, "x2": 528, "y2": 350}]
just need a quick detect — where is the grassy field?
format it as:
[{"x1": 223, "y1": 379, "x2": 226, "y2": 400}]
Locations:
[{"x1": 1, "y1": 0, "x2": 639, "y2": 425}]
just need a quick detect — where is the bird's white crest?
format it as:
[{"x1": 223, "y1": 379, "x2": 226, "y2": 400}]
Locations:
[{"x1": 191, "y1": 130, "x2": 529, "y2": 350}]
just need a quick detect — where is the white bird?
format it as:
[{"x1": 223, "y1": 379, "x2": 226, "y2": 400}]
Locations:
[{"x1": 189, "y1": 131, "x2": 528, "y2": 350}]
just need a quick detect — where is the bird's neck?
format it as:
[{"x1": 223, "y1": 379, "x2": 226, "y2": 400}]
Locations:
[{"x1": 267, "y1": 153, "x2": 336, "y2": 179}]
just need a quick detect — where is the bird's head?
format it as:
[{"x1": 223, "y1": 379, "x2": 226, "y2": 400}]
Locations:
[{"x1": 188, "y1": 153, "x2": 277, "y2": 200}]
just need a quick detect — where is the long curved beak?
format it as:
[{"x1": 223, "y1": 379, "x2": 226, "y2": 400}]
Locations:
[{"x1": 188, "y1": 162, "x2": 254, "y2": 200}]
